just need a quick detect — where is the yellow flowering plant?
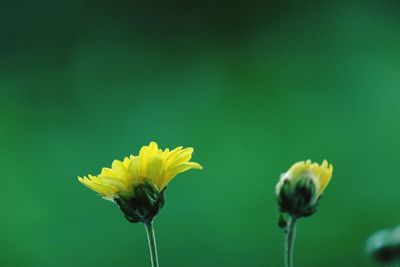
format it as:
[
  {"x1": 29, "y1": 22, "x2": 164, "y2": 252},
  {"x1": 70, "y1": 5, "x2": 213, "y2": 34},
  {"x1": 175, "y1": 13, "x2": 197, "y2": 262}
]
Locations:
[
  {"x1": 276, "y1": 160, "x2": 333, "y2": 267},
  {"x1": 78, "y1": 141, "x2": 202, "y2": 267}
]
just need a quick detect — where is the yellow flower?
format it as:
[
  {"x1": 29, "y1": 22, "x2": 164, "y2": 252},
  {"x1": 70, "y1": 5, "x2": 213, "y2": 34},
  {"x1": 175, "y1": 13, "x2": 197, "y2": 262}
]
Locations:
[
  {"x1": 276, "y1": 160, "x2": 333, "y2": 218},
  {"x1": 79, "y1": 141, "x2": 202, "y2": 199},
  {"x1": 78, "y1": 141, "x2": 202, "y2": 223}
]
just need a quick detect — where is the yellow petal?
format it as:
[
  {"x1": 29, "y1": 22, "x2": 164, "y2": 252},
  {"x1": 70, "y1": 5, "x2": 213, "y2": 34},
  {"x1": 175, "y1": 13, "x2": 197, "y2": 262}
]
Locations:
[
  {"x1": 138, "y1": 142, "x2": 160, "y2": 175},
  {"x1": 123, "y1": 156, "x2": 132, "y2": 168},
  {"x1": 166, "y1": 147, "x2": 194, "y2": 169},
  {"x1": 78, "y1": 176, "x2": 118, "y2": 197},
  {"x1": 129, "y1": 156, "x2": 140, "y2": 180},
  {"x1": 285, "y1": 159, "x2": 333, "y2": 196},
  {"x1": 111, "y1": 160, "x2": 129, "y2": 180},
  {"x1": 100, "y1": 167, "x2": 116, "y2": 178},
  {"x1": 164, "y1": 146, "x2": 183, "y2": 164},
  {"x1": 160, "y1": 161, "x2": 203, "y2": 190},
  {"x1": 147, "y1": 154, "x2": 165, "y2": 189},
  {"x1": 316, "y1": 160, "x2": 333, "y2": 195},
  {"x1": 287, "y1": 160, "x2": 309, "y2": 182},
  {"x1": 162, "y1": 148, "x2": 170, "y2": 160},
  {"x1": 97, "y1": 176, "x2": 129, "y2": 192}
]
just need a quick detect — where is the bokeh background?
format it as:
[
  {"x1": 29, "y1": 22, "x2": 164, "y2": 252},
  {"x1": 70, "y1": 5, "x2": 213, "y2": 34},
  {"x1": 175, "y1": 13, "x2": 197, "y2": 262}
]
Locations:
[{"x1": 2, "y1": 0, "x2": 400, "y2": 266}]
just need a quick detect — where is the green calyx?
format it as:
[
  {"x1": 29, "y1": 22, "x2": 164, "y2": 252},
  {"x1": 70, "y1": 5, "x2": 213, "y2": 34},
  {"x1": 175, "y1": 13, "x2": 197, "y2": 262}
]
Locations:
[
  {"x1": 115, "y1": 180, "x2": 165, "y2": 223},
  {"x1": 277, "y1": 175, "x2": 319, "y2": 218}
]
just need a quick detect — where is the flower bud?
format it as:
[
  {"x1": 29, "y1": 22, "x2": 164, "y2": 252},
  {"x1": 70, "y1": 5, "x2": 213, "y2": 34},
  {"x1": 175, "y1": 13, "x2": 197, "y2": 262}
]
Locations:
[
  {"x1": 276, "y1": 173, "x2": 318, "y2": 217},
  {"x1": 276, "y1": 160, "x2": 333, "y2": 218},
  {"x1": 366, "y1": 226, "x2": 400, "y2": 264}
]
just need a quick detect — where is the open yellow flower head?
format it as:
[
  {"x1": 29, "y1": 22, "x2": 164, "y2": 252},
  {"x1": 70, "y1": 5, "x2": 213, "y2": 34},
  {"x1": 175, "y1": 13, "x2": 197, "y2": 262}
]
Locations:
[
  {"x1": 276, "y1": 160, "x2": 333, "y2": 218},
  {"x1": 78, "y1": 141, "x2": 202, "y2": 223}
]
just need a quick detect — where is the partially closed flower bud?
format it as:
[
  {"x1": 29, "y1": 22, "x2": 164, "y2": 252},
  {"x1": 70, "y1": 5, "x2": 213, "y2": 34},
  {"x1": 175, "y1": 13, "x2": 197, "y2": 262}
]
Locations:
[
  {"x1": 366, "y1": 226, "x2": 400, "y2": 264},
  {"x1": 276, "y1": 160, "x2": 333, "y2": 218}
]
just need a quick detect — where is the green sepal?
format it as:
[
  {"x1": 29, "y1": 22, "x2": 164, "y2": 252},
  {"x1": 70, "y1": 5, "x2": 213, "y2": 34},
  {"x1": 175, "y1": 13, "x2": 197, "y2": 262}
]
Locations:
[
  {"x1": 115, "y1": 180, "x2": 165, "y2": 224},
  {"x1": 278, "y1": 213, "x2": 288, "y2": 232},
  {"x1": 277, "y1": 176, "x2": 319, "y2": 218}
]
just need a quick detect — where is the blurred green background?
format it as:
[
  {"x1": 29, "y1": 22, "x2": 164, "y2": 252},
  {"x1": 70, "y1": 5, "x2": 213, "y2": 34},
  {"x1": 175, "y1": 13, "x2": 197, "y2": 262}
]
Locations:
[{"x1": 2, "y1": 0, "x2": 400, "y2": 266}]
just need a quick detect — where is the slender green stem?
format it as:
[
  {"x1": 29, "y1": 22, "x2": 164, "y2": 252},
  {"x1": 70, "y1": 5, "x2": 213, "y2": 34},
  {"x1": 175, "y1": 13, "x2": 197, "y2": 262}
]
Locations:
[
  {"x1": 145, "y1": 221, "x2": 159, "y2": 267},
  {"x1": 285, "y1": 217, "x2": 297, "y2": 267}
]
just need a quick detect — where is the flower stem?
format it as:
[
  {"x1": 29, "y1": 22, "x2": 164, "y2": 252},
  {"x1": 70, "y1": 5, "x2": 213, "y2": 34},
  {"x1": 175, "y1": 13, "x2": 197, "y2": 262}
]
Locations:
[
  {"x1": 285, "y1": 217, "x2": 297, "y2": 267},
  {"x1": 145, "y1": 221, "x2": 159, "y2": 267}
]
